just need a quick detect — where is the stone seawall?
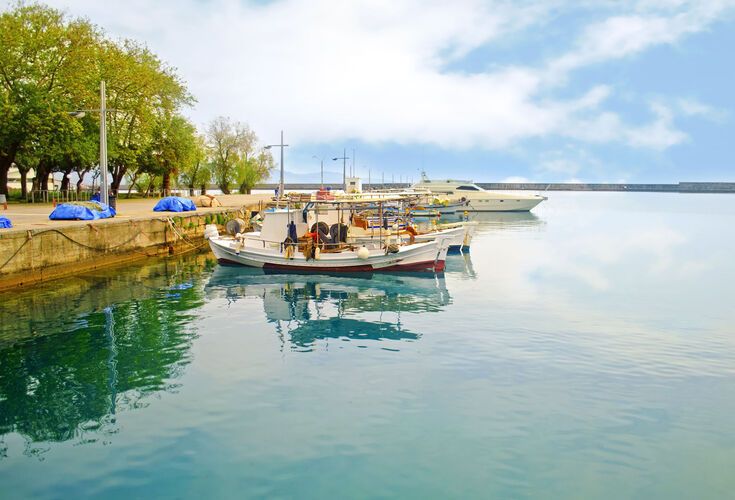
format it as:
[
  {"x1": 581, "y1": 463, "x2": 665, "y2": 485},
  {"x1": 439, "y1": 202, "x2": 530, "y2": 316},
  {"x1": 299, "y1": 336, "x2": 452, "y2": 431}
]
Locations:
[{"x1": 0, "y1": 208, "x2": 244, "y2": 291}]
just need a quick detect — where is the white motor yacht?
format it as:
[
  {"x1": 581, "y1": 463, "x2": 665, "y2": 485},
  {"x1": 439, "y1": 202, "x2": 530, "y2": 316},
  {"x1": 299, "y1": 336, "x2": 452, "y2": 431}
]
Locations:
[{"x1": 411, "y1": 173, "x2": 546, "y2": 212}]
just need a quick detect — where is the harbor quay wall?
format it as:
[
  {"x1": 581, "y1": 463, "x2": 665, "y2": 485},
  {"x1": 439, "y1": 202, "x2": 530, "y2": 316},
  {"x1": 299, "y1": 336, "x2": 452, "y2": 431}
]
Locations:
[{"x1": 0, "y1": 208, "x2": 245, "y2": 291}]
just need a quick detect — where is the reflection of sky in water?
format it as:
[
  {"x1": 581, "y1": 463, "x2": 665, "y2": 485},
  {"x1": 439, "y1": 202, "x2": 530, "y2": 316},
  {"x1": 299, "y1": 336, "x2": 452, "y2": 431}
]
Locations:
[{"x1": 1, "y1": 192, "x2": 735, "y2": 499}]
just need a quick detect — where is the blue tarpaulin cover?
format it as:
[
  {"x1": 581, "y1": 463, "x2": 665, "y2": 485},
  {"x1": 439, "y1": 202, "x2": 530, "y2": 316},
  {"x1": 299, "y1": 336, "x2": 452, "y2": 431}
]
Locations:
[
  {"x1": 49, "y1": 201, "x2": 116, "y2": 220},
  {"x1": 153, "y1": 196, "x2": 197, "y2": 212},
  {"x1": 0, "y1": 217, "x2": 12, "y2": 228}
]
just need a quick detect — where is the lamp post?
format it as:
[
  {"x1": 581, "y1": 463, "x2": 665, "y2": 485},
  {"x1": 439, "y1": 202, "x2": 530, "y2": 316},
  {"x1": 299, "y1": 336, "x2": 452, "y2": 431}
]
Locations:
[
  {"x1": 332, "y1": 149, "x2": 349, "y2": 192},
  {"x1": 264, "y1": 130, "x2": 288, "y2": 199},
  {"x1": 312, "y1": 155, "x2": 324, "y2": 189},
  {"x1": 68, "y1": 80, "x2": 111, "y2": 205}
]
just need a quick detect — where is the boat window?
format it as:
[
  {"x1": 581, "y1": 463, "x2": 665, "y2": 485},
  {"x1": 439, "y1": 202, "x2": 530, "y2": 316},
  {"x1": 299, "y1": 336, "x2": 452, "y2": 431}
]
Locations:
[{"x1": 456, "y1": 185, "x2": 480, "y2": 191}]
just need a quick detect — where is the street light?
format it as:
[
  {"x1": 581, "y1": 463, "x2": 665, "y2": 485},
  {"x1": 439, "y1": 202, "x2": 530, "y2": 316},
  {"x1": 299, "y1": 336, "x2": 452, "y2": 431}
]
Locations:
[
  {"x1": 312, "y1": 155, "x2": 324, "y2": 189},
  {"x1": 332, "y1": 149, "x2": 349, "y2": 193},
  {"x1": 264, "y1": 130, "x2": 288, "y2": 199},
  {"x1": 68, "y1": 80, "x2": 111, "y2": 206}
]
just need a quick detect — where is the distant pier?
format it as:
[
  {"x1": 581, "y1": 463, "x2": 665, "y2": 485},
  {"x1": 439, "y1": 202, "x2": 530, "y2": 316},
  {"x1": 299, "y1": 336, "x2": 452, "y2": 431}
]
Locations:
[{"x1": 256, "y1": 181, "x2": 735, "y2": 193}]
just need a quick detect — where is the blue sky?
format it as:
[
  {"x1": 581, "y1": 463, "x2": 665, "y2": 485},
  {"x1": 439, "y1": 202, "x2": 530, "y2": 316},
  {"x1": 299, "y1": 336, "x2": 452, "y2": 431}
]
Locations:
[{"x1": 10, "y1": 0, "x2": 735, "y2": 183}]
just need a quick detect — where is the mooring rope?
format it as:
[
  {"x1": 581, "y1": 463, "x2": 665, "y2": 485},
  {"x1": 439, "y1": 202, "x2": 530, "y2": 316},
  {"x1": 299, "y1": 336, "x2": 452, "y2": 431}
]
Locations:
[{"x1": 0, "y1": 219, "x2": 205, "y2": 271}]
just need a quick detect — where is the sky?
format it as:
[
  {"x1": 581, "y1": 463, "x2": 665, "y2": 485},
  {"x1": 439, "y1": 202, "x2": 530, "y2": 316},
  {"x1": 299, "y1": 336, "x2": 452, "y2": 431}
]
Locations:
[{"x1": 5, "y1": 0, "x2": 735, "y2": 183}]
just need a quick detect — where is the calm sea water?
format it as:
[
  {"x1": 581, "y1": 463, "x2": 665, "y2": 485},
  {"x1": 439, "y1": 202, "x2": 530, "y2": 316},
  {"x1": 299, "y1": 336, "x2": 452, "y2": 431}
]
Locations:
[{"x1": 1, "y1": 192, "x2": 734, "y2": 499}]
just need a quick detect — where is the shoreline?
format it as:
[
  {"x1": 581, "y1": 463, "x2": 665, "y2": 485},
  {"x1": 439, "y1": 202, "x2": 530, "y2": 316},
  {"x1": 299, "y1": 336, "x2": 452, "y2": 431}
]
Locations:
[{"x1": 0, "y1": 194, "x2": 270, "y2": 291}]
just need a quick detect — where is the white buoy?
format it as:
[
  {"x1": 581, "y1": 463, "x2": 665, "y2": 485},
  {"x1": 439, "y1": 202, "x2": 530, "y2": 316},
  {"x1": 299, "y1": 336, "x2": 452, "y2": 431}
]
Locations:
[
  {"x1": 357, "y1": 246, "x2": 370, "y2": 260},
  {"x1": 203, "y1": 224, "x2": 219, "y2": 240}
]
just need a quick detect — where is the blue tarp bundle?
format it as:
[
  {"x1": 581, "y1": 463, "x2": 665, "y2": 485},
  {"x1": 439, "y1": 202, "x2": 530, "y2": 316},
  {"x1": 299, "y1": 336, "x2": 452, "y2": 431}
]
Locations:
[
  {"x1": 49, "y1": 201, "x2": 116, "y2": 220},
  {"x1": 0, "y1": 216, "x2": 12, "y2": 228},
  {"x1": 153, "y1": 196, "x2": 196, "y2": 212}
]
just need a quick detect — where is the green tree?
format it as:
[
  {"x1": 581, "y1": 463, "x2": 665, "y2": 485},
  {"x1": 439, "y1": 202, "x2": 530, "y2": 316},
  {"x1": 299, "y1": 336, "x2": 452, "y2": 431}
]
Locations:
[
  {"x1": 237, "y1": 149, "x2": 275, "y2": 194},
  {"x1": 99, "y1": 40, "x2": 193, "y2": 195},
  {"x1": 143, "y1": 114, "x2": 197, "y2": 195},
  {"x1": 206, "y1": 116, "x2": 256, "y2": 194},
  {"x1": 0, "y1": 3, "x2": 99, "y2": 195},
  {"x1": 179, "y1": 134, "x2": 210, "y2": 195}
]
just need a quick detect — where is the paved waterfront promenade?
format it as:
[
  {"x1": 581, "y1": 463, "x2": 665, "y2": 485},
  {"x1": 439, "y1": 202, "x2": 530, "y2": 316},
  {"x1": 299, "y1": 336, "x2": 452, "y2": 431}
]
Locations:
[
  {"x1": 0, "y1": 194, "x2": 273, "y2": 289},
  {"x1": 1, "y1": 194, "x2": 272, "y2": 231}
]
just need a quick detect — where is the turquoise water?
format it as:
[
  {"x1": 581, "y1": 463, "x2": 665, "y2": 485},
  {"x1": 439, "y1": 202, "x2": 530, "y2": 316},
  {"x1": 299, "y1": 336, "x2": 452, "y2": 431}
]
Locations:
[{"x1": 1, "y1": 192, "x2": 735, "y2": 499}]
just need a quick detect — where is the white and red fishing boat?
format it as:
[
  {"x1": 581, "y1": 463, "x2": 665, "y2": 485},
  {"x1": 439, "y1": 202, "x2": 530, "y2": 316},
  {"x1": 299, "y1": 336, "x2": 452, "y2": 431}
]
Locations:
[{"x1": 206, "y1": 203, "x2": 451, "y2": 272}]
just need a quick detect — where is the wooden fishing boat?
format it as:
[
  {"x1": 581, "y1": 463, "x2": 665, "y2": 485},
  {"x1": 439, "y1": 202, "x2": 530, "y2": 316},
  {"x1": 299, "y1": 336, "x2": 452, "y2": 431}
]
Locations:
[{"x1": 207, "y1": 205, "x2": 451, "y2": 272}]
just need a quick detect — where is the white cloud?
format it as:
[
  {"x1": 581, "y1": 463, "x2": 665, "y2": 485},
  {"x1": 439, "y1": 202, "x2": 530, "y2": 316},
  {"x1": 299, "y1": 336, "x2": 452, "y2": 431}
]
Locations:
[
  {"x1": 676, "y1": 98, "x2": 729, "y2": 122},
  {"x1": 17, "y1": 0, "x2": 734, "y2": 152},
  {"x1": 547, "y1": 1, "x2": 734, "y2": 78},
  {"x1": 625, "y1": 102, "x2": 688, "y2": 149}
]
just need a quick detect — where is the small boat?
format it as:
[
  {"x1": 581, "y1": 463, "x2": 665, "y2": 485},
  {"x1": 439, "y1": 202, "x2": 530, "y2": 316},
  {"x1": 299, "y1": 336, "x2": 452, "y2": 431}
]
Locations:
[
  {"x1": 207, "y1": 204, "x2": 451, "y2": 272},
  {"x1": 416, "y1": 222, "x2": 476, "y2": 253},
  {"x1": 409, "y1": 199, "x2": 469, "y2": 217},
  {"x1": 408, "y1": 206, "x2": 441, "y2": 217}
]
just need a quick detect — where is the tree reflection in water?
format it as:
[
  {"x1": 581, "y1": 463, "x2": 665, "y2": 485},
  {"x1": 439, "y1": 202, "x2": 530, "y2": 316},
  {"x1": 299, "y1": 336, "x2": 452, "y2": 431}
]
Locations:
[
  {"x1": 0, "y1": 254, "x2": 213, "y2": 457},
  {"x1": 0, "y1": 252, "x2": 472, "y2": 455}
]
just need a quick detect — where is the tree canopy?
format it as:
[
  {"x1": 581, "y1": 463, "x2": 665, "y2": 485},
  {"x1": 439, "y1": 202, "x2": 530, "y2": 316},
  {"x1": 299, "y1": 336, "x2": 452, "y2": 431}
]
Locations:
[
  {"x1": 0, "y1": 2, "x2": 273, "y2": 198},
  {"x1": 206, "y1": 116, "x2": 273, "y2": 195}
]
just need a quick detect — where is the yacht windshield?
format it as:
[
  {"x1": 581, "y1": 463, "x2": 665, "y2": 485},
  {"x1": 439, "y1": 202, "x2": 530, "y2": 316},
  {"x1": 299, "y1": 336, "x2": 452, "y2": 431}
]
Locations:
[{"x1": 457, "y1": 185, "x2": 481, "y2": 191}]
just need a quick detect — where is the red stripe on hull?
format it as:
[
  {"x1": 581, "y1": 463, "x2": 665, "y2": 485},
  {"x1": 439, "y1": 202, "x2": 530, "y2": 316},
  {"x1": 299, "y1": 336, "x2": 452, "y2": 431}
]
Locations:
[
  {"x1": 379, "y1": 260, "x2": 446, "y2": 272},
  {"x1": 256, "y1": 259, "x2": 444, "y2": 273},
  {"x1": 263, "y1": 263, "x2": 375, "y2": 272}
]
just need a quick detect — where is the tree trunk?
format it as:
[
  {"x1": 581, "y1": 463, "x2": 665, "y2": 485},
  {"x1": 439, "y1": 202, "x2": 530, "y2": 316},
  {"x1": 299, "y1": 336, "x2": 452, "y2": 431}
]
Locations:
[
  {"x1": 162, "y1": 170, "x2": 170, "y2": 196},
  {"x1": 20, "y1": 169, "x2": 28, "y2": 198},
  {"x1": 219, "y1": 182, "x2": 230, "y2": 195},
  {"x1": 61, "y1": 172, "x2": 71, "y2": 192},
  {"x1": 111, "y1": 167, "x2": 126, "y2": 196},
  {"x1": 0, "y1": 144, "x2": 18, "y2": 195},
  {"x1": 75, "y1": 167, "x2": 90, "y2": 193},
  {"x1": 189, "y1": 185, "x2": 194, "y2": 196},
  {"x1": 0, "y1": 159, "x2": 9, "y2": 196},
  {"x1": 32, "y1": 160, "x2": 51, "y2": 193},
  {"x1": 39, "y1": 171, "x2": 51, "y2": 192},
  {"x1": 201, "y1": 183, "x2": 206, "y2": 195}
]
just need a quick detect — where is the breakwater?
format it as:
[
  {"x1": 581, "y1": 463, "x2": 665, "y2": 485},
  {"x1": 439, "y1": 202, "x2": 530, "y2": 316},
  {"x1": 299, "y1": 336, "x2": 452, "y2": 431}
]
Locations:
[
  {"x1": 256, "y1": 182, "x2": 735, "y2": 193},
  {"x1": 0, "y1": 208, "x2": 243, "y2": 291}
]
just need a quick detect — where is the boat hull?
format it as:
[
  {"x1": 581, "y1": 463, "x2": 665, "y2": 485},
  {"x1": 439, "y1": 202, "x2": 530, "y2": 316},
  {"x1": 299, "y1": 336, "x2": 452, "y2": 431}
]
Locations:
[
  {"x1": 463, "y1": 197, "x2": 544, "y2": 212},
  {"x1": 209, "y1": 236, "x2": 449, "y2": 272},
  {"x1": 413, "y1": 226, "x2": 470, "y2": 253}
]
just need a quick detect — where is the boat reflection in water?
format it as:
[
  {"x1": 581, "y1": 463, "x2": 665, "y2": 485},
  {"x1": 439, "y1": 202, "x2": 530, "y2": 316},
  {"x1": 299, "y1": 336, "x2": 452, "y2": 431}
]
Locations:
[
  {"x1": 444, "y1": 253, "x2": 477, "y2": 280},
  {"x1": 438, "y1": 210, "x2": 545, "y2": 233},
  {"x1": 205, "y1": 266, "x2": 452, "y2": 350}
]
